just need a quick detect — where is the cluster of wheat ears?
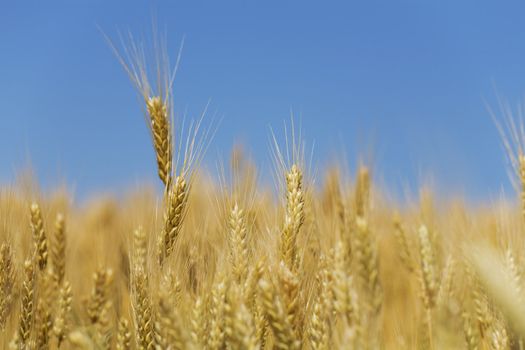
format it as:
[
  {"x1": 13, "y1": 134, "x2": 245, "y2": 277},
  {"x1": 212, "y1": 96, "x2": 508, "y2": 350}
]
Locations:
[{"x1": 2, "y1": 35, "x2": 525, "y2": 350}]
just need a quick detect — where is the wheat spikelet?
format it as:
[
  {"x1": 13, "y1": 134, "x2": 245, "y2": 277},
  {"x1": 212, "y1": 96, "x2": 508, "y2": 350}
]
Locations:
[
  {"x1": 354, "y1": 167, "x2": 370, "y2": 218},
  {"x1": 191, "y1": 297, "x2": 207, "y2": 348},
  {"x1": 418, "y1": 225, "x2": 437, "y2": 310},
  {"x1": 146, "y1": 96, "x2": 173, "y2": 187},
  {"x1": 53, "y1": 281, "x2": 72, "y2": 347},
  {"x1": 436, "y1": 255, "x2": 455, "y2": 307},
  {"x1": 224, "y1": 286, "x2": 258, "y2": 350},
  {"x1": 505, "y1": 249, "x2": 522, "y2": 298},
  {"x1": 86, "y1": 268, "x2": 113, "y2": 324},
  {"x1": 228, "y1": 203, "x2": 249, "y2": 283},
  {"x1": 308, "y1": 293, "x2": 329, "y2": 350},
  {"x1": 132, "y1": 270, "x2": 154, "y2": 350},
  {"x1": 94, "y1": 301, "x2": 113, "y2": 350},
  {"x1": 464, "y1": 259, "x2": 492, "y2": 340},
  {"x1": 331, "y1": 242, "x2": 356, "y2": 324},
  {"x1": 393, "y1": 215, "x2": 414, "y2": 274},
  {"x1": 33, "y1": 270, "x2": 54, "y2": 350},
  {"x1": 155, "y1": 278, "x2": 189, "y2": 350},
  {"x1": 35, "y1": 301, "x2": 52, "y2": 350},
  {"x1": 208, "y1": 280, "x2": 227, "y2": 350},
  {"x1": 18, "y1": 259, "x2": 35, "y2": 347},
  {"x1": 30, "y1": 203, "x2": 48, "y2": 271},
  {"x1": 244, "y1": 258, "x2": 265, "y2": 308},
  {"x1": 277, "y1": 262, "x2": 301, "y2": 335},
  {"x1": 280, "y1": 164, "x2": 305, "y2": 272},
  {"x1": 258, "y1": 278, "x2": 300, "y2": 350},
  {"x1": 489, "y1": 315, "x2": 510, "y2": 350},
  {"x1": 474, "y1": 283, "x2": 492, "y2": 340},
  {"x1": 130, "y1": 225, "x2": 155, "y2": 349},
  {"x1": 470, "y1": 246, "x2": 525, "y2": 338},
  {"x1": 50, "y1": 213, "x2": 66, "y2": 285},
  {"x1": 133, "y1": 227, "x2": 148, "y2": 270},
  {"x1": 462, "y1": 311, "x2": 479, "y2": 350},
  {"x1": 354, "y1": 216, "x2": 382, "y2": 313},
  {"x1": 308, "y1": 267, "x2": 332, "y2": 350},
  {"x1": 159, "y1": 175, "x2": 188, "y2": 265},
  {"x1": 0, "y1": 243, "x2": 15, "y2": 330},
  {"x1": 417, "y1": 225, "x2": 438, "y2": 349},
  {"x1": 116, "y1": 317, "x2": 132, "y2": 350},
  {"x1": 253, "y1": 300, "x2": 267, "y2": 350}
]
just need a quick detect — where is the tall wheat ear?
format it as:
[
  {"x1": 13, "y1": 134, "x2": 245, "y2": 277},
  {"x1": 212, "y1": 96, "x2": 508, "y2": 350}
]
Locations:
[
  {"x1": 269, "y1": 119, "x2": 310, "y2": 275},
  {"x1": 105, "y1": 31, "x2": 214, "y2": 266},
  {"x1": 214, "y1": 149, "x2": 259, "y2": 292}
]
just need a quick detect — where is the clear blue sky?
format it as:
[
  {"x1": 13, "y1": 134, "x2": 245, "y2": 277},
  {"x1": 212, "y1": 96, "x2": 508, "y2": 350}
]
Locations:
[{"x1": 1, "y1": 1, "x2": 525, "y2": 201}]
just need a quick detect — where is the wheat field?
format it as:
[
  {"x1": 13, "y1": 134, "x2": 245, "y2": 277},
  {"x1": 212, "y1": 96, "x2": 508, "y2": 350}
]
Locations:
[{"x1": 1, "y1": 35, "x2": 525, "y2": 350}]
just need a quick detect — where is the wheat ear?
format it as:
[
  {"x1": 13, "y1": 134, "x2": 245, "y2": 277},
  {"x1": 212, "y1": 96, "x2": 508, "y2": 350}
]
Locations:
[
  {"x1": 331, "y1": 242, "x2": 356, "y2": 324},
  {"x1": 393, "y1": 214, "x2": 414, "y2": 274},
  {"x1": 51, "y1": 213, "x2": 66, "y2": 285},
  {"x1": 159, "y1": 175, "x2": 188, "y2": 265},
  {"x1": 224, "y1": 286, "x2": 258, "y2": 350},
  {"x1": 191, "y1": 297, "x2": 207, "y2": 348},
  {"x1": 208, "y1": 280, "x2": 227, "y2": 350},
  {"x1": 470, "y1": 246, "x2": 525, "y2": 338},
  {"x1": 258, "y1": 278, "x2": 300, "y2": 350},
  {"x1": 354, "y1": 216, "x2": 382, "y2": 313},
  {"x1": 308, "y1": 267, "x2": 332, "y2": 350},
  {"x1": 0, "y1": 243, "x2": 15, "y2": 330},
  {"x1": 30, "y1": 203, "x2": 48, "y2": 271},
  {"x1": 18, "y1": 259, "x2": 35, "y2": 347},
  {"x1": 146, "y1": 95, "x2": 173, "y2": 187},
  {"x1": 354, "y1": 167, "x2": 370, "y2": 218},
  {"x1": 418, "y1": 225, "x2": 437, "y2": 310},
  {"x1": 132, "y1": 227, "x2": 155, "y2": 350},
  {"x1": 86, "y1": 268, "x2": 113, "y2": 325},
  {"x1": 280, "y1": 164, "x2": 305, "y2": 272},
  {"x1": 278, "y1": 263, "x2": 301, "y2": 335},
  {"x1": 155, "y1": 278, "x2": 188, "y2": 350},
  {"x1": 228, "y1": 203, "x2": 250, "y2": 283},
  {"x1": 53, "y1": 281, "x2": 72, "y2": 347},
  {"x1": 116, "y1": 317, "x2": 132, "y2": 350}
]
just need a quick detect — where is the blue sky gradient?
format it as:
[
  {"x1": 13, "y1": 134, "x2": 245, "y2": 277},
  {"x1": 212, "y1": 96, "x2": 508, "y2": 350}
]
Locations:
[{"x1": 2, "y1": 1, "x2": 525, "y2": 201}]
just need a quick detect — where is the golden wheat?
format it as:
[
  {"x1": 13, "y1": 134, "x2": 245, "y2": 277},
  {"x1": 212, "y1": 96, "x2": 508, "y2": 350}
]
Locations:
[{"x1": 5, "y1": 29, "x2": 525, "y2": 350}]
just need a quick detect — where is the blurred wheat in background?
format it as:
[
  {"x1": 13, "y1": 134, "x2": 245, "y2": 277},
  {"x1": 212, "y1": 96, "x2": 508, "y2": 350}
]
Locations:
[{"x1": 2, "y1": 33, "x2": 525, "y2": 350}]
